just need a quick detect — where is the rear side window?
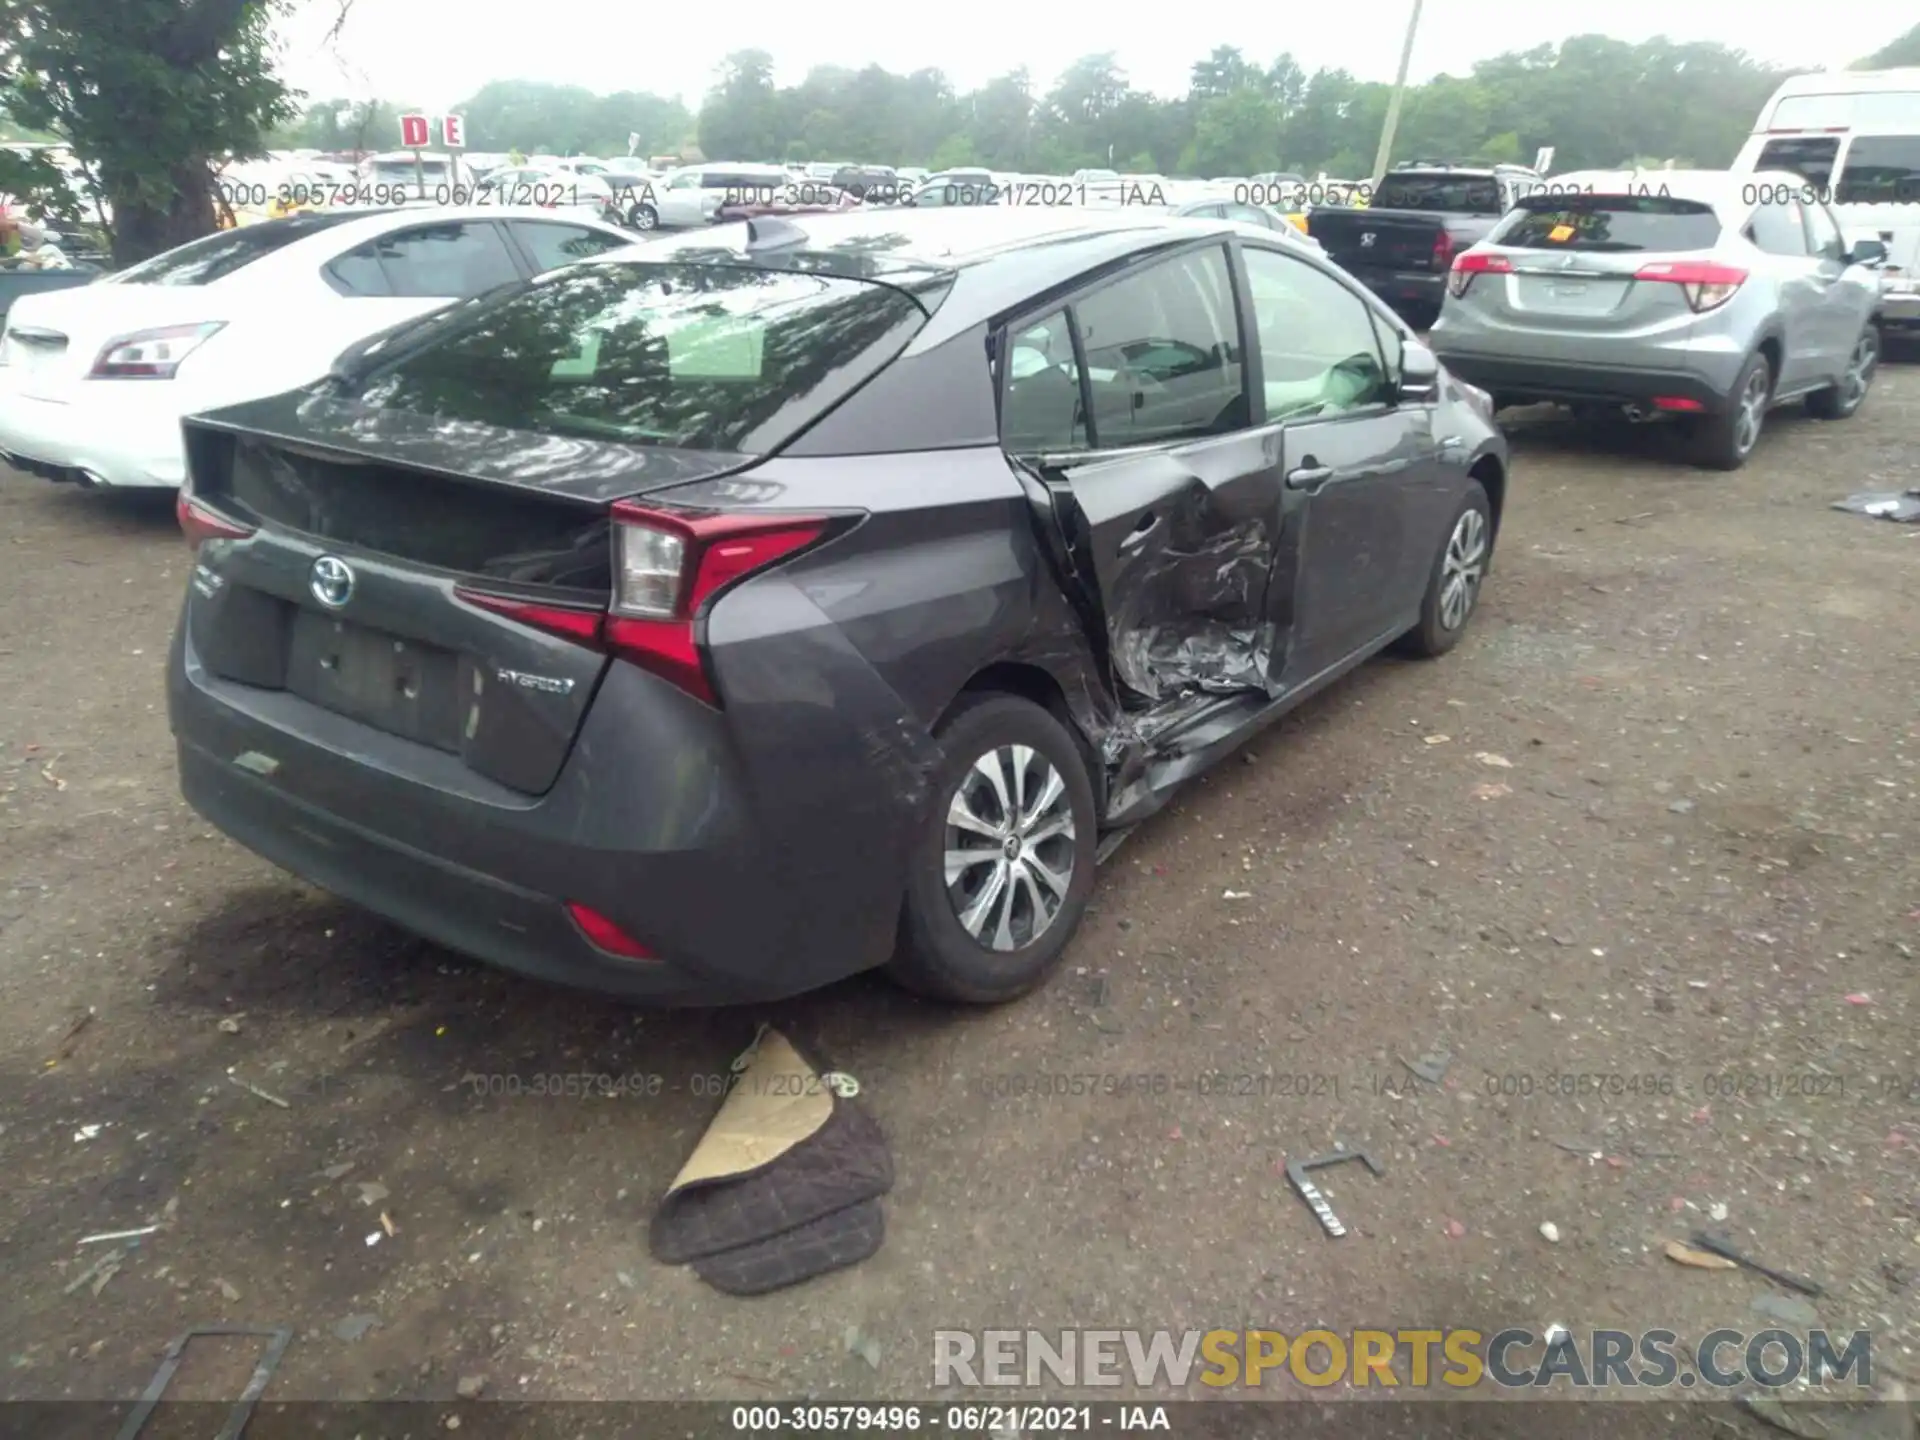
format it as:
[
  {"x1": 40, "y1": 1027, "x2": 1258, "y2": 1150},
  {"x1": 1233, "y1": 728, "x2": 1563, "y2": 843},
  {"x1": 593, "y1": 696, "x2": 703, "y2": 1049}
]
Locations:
[
  {"x1": 1489, "y1": 195, "x2": 1722, "y2": 253},
  {"x1": 1068, "y1": 245, "x2": 1246, "y2": 447},
  {"x1": 1836, "y1": 136, "x2": 1920, "y2": 204},
  {"x1": 325, "y1": 222, "x2": 521, "y2": 298},
  {"x1": 1001, "y1": 310, "x2": 1087, "y2": 453},
  {"x1": 352, "y1": 262, "x2": 930, "y2": 452},
  {"x1": 1372, "y1": 174, "x2": 1501, "y2": 211},
  {"x1": 1755, "y1": 136, "x2": 1840, "y2": 186},
  {"x1": 109, "y1": 216, "x2": 357, "y2": 286}
]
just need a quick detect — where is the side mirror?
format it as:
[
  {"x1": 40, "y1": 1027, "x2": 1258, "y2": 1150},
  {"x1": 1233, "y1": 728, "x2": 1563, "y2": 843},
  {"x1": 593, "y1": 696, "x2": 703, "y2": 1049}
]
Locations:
[
  {"x1": 1399, "y1": 338, "x2": 1440, "y2": 401},
  {"x1": 1846, "y1": 237, "x2": 1888, "y2": 267}
]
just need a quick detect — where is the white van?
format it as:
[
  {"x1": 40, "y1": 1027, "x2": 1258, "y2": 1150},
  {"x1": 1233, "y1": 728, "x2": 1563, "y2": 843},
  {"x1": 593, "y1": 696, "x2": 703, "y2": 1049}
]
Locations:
[{"x1": 1733, "y1": 69, "x2": 1920, "y2": 335}]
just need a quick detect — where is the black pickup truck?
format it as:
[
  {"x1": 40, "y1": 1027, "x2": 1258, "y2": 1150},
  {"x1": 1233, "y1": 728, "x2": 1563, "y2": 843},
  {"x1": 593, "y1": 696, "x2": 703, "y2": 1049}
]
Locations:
[{"x1": 1308, "y1": 166, "x2": 1536, "y2": 327}]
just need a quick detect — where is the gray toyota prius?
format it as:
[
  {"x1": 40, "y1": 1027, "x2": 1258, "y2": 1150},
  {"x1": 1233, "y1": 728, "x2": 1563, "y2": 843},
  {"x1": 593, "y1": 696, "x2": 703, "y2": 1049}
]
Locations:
[{"x1": 168, "y1": 206, "x2": 1508, "y2": 1006}]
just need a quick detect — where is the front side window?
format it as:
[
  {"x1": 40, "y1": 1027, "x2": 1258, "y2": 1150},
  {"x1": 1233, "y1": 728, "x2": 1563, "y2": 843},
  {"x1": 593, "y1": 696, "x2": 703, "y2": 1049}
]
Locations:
[
  {"x1": 352, "y1": 262, "x2": 929, "y2": 453},
  {"x1": 1802, "y1": 201, "x2": 1846, "y2": 261},
  {"x1": 1836, "y1": 135, "x2": 1920, "y2": 205},
  {"x1": 1756, "y1": 136, "x2": 1840, "y2": 187},
  {"x1": 1745, "y1": 199, "x2": 1808, "y2": 257},
  {"x1": 1067, "y1": 245, "x2": 1246, "y2": 447},
  {"x1": 1242, "y1": 247, "x2": 1392, "y2": 421}
]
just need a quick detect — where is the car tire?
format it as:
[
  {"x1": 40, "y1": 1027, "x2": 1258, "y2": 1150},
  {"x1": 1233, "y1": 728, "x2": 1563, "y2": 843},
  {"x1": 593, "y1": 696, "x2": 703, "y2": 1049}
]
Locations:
[
  {"x1": 1806, "y1": 324, "x2": 1878, "y2": 420},
  {"x1": 628, "y1": 202, "x2": 659, "y2": 231},
  {"x1": 1690, "y1": 351, "x2": 1771, "y2": 471},
  {"x1": 890, "y1": 694, "x2": 1097, "y2": 1004},
  {"x1": 1395, "y1": 479, "x2": 1492, "y2": 659}
]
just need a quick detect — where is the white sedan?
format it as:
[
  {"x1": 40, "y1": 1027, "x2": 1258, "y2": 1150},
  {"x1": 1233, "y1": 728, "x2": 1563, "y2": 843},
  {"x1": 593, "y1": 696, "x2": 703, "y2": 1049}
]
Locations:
[{"x1": 0, "y1": 205, "x2": 638, "y2": 490}]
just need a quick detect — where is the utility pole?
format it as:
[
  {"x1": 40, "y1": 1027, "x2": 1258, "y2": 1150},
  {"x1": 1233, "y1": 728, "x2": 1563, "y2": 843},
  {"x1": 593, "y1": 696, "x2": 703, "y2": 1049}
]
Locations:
[{"x1": 1370, "y1": 0, "x2": 1425, "y2": 187}]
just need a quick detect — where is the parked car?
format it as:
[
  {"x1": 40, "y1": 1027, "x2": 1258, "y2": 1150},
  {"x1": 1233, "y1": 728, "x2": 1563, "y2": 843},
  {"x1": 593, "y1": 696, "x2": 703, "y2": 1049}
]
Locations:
[
  {"x1": 1309, "y1": 164, "x2": 1539, "y2": 326},
  {"x1": 624, "y1": 163, "x2": 795, "y2": 231},
  {"x1": 830, "y1": 164, "x2": 901, "y2": 202},
  {"x1": 167, "y1": 206, "x2": 1507, "y2": 1006},
  {"x1": 1430, "y1": 169, "x2": 1886, "y2": 469},
  {"x1": 472, "y1": 166, "x2": 621, "y2": 223},
  {"x1": 0, "y1": 207, "x2": 636, "y2": 489},
  {"x1": 1160, "y1": 194, "x2": 1325, "y2": 251}
]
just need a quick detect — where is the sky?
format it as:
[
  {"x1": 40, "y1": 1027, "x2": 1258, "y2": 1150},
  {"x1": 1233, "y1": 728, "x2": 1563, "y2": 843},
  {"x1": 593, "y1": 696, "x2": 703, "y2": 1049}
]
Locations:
[{"x1": 277, "y1": 0, "x2": 1908, "y2": 114}]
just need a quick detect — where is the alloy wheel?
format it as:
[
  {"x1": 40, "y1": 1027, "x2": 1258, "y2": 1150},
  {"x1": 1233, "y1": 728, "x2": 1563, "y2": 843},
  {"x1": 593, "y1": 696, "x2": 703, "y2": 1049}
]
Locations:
[
  {"x1": 1731, "y1": 366, "x2": 1769, "y2": 457},
  {"x1": 1840, "y1": 330, "x2": 1878, "y2": 409},
  {"x1": 1439, "y1": 506, "x2": 1487, "y2": 632},
  {"x1": 943, "y1": 744, "x2": 1078, "y2": 952}
]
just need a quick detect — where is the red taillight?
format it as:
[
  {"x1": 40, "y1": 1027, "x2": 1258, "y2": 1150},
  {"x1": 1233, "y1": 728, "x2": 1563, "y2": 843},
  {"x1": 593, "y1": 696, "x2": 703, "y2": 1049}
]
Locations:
[
  {"x1": 1635, "y1": 260, "x2": 1747, "y2": 313},
  {"x1": 1431, "y1": 229, "x2": 1456, "y2": 271},
  {"x1": 452, "y1": 506, "x2": 831, "y2": 708},
  {"x1": 566, "y1": 902, "x2": 656, "y2": 959},
  {"x1": 1447, "y1": 250, "x2": 1512, "y2": 299},
  {"x1": 177, "y1": 491, "x2": 255, "y2": 546},
  {"x1": 1651, "y1": 395, "x2": 1705, "y2": 412}
]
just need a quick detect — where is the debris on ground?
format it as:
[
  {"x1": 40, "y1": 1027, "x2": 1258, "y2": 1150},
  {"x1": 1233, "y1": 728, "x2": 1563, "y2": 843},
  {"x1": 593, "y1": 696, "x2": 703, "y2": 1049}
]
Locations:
[
  {"x1": 651, "y1": 1029, "x2": 892, "y2": 1295},
  {"x1": 1221, "y1": 890, "x2": 1251, "y2": 900},
  {"x1": 1286, "y1": 1147, "x2": 1383, "y2": 1239},
  {"x1": 1664, "y1": 1239, "x2": 1736, "y2": 1270},
  {"x1": 1752, "y1": 1292, "x2": 1820, "y2": 1328},
  {"x1": 354, "y1": 1182, "x2": 389, "y2": 1208},
  {"x1": 1471, "y1": 782, "x2": 1512, "y2": 800},
  {"x1": 77, "y1": 1225, "x2": 157, "y2": 1247},
  {"x1": 456, "y1": 1374, "x2": 486, "y2": 1398},
  {"x1": 318, "y1": 1162, "x2": 355, "y2": 1180},
  {"x1": 1832, "y1": 488, "x2": 1920, "y2": 523},
  {"x1": 213, "y1": 1278, "x2": 240, "y2": 1302},
  {"x1": 1474, "y1": 752, "x2": 1513, "y2": 768},
  {"x1": 1400, "y1": 1047, "x2": 1451, "y2": 1085},
  {"x1": 226, "y1": 1073, "x2": 289, "y2": 1109},
  {"x1": 63, "y1": 1249, "x2": 123, "y2": 1296},
  {"x1": 1538, "y1": 1221, "x2": 1561, "y2": 1243},
  {"x1": 379, "y1": 1211, "x2": 397, "y2": 1238},
  {"x1": 1422, "y1": 734, "x2": 1452, "y2": 746},
  {"x1": 1708, "y1": 1201, "x2": 1729, "y2": 1222},
  {"x1": 1444, "y1": 1219, "x2": 1466, "y2": 1239},
  {"x1": 217, "y1": 1016, "x2": 243, "y2": 1035},
  {"x1": 1688, "y1": 1232, "x2": 1824, "y2": 1296},
  {"x1": 333, "y1": 1313, "x2": 379, "y2": 1342},
  {"x1": 47, "y1": 1008, "x2": 94, "y2": 1066},
  {"x1": 843, "y1": 1325, "x2": 882, "y2": 1371},
  {"x1": 72, "y1": 1124, "x2": 102, "y2": 1144}
]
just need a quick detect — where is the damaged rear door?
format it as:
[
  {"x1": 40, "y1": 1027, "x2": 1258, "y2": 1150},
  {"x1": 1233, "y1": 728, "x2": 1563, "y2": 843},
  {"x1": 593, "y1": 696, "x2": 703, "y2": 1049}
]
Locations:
[{"x1": 998, "y1": 241, "x2": 1290, "y2": 708}]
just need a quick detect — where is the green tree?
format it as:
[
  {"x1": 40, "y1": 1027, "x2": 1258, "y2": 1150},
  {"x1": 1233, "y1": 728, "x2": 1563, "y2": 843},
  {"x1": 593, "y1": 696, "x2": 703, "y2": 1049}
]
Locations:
[
  {"x1": 1857, "y1": 23, "x2": 1920, "y2": 68},
  {"x1": 1, "y1": 0, "x2": 297, "y2": 262}
]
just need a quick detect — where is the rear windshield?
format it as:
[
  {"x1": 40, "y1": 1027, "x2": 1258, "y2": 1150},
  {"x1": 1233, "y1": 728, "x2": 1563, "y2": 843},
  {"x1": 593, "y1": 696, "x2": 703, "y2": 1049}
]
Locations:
[
  {"x1": 1488, "y1": 194, "x2": 1722, "y2": 253},
  {"x1": 352, "y1": 261, "x2": 931, "y2": 452},
  {"x1": 1755, "y1": 136, "x2": 1840, "y2": 186},
  {"x1": 108, "y1": 213, "x2": 367, "y2": 285},
  {"x1": 1836, "y1": 135, "x2": 1920, "y2": 205},
  {"x1": 1372, "y1": 174, "x2": 1502, "y2": 211}
]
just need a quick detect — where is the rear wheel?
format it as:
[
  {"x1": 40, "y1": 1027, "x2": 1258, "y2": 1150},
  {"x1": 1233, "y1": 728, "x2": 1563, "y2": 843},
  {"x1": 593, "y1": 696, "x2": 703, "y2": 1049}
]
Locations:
[
  {"x1": 890, "y1": 694, "x2": 1097, "y2": 1004},
  {"x1": 1396, "y1": 480, "x2": 1491, "y2": 659},
  {"x1": 1689, "y1": 352, "x2": 1771, "y2": 470},
  {"x1": 1806, "y1": 325, "x2": 1878, "y2": 419},
  {"x1": 628, "y1": 201, "x2": 659, "y2": 231}
]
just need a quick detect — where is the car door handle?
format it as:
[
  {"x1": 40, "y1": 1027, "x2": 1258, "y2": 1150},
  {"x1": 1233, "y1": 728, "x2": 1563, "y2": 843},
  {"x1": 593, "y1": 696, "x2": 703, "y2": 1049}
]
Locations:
[
  {"x1": 1286, "y1": 465, "x2": 1334, "y2": 490},
  {"x1": 1118, "y1": 513, "x2": 1160, "y2": 551}
]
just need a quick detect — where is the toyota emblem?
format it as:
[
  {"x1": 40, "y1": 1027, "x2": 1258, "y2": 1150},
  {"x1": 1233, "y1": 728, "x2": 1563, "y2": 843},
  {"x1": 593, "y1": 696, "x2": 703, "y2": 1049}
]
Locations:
[
  {"x1": 1360, "y1": 232, "x2": 1377, "y2": 247},
  {"x1": 309, "y1": 555, "x2": 355, "y2": 609}
]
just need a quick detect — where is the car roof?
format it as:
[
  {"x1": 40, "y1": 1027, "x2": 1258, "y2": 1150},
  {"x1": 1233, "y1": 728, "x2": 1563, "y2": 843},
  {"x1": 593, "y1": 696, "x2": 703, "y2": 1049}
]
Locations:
[{"x1": 596, "y1": 205, "x2": 1321, "y2": 352}]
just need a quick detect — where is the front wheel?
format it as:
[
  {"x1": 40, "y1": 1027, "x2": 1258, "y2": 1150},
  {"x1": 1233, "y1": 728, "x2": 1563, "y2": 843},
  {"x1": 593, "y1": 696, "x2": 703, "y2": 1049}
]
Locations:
[
  {"x1": 1396, "y1": 480, "x2": 1491, "y2": 658},
  {"x1": 627, "y1": 202, "x2": 659, "y2": 231},
  {"x1": 1806, "y1": 325, "x2": 1878, "y2": 419},
  {"x1": 890, "y1": 694, "x2": 1097, "y2": 1004}
]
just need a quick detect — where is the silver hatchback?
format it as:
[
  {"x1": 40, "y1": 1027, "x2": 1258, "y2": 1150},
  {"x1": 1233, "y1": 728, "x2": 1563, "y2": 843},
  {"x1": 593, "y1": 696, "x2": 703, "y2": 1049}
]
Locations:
[{"x1": 1429, "y1": 169, "x2": 1887, "y2": 469}]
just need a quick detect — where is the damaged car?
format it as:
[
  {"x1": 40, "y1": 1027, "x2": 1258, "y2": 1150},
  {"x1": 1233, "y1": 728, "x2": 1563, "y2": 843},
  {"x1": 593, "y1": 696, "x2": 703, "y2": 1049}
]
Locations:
[{"x1": 167, "y1": 206, "x2": 1508, "y2": 1007}]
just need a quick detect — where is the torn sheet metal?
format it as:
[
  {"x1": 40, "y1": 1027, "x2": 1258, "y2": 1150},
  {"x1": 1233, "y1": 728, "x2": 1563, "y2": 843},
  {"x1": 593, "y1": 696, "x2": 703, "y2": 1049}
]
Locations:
[{"x1": 1833, "y1": 489, "x2": 1920, "y2": 523}]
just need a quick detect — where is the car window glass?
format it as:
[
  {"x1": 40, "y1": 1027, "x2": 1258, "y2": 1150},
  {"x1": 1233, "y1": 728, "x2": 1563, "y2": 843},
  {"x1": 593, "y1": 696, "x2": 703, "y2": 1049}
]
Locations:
[
  {"x1": 325, "y1": 222, "x2": 520, "y2": 298},
  {"x1": 1801, "y1": 201, "x2": 1845, "y2": 261},
  {"x1": 1744, "y1": 201, "x2": 1808, "y2": 257},
  {"x1": 1068, "y1": 245, "x2": 1247, "y2": 447},
  {"x1": 1223, "y1": 203, "x2": 1273, "y2": 227},
  {"x1": 1241, "y1": 247, "x2": 1392, "y2": 420},
  {"x1": 1000, "y1": 310, "x2": 1087, "y2": 454},
  {"x1": 669, "y1": 172, "x2": 699, "y2": 189},
  {"x1": 1755, "y1": 136, "x2": 1840, "y2": 186},
  {"x1": 1836, "y1": 135, "x2": 1920, "y2": 205},
  {"x1": 508, "y1": 221, "x2": 629, "y2": 273},
  {"x1": 1368, "y1": 309, "x2": 1403, "y2": 387}
]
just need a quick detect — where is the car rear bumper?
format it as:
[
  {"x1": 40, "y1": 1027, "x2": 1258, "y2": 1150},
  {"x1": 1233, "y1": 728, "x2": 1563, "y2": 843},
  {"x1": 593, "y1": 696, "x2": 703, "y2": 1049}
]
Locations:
[
  {"x1": 1879, "y1": 287, "x2": 1920, "y2": 329},
  {"x1": 169, "y1": 588, "x2": 935, "y2": 1005},
  {"x1": 0, "y1": 384, "x2": 185, "y2": 488},
  {"x1": 1427, "y1": 353, "x2": 1732, "y2": 412}
]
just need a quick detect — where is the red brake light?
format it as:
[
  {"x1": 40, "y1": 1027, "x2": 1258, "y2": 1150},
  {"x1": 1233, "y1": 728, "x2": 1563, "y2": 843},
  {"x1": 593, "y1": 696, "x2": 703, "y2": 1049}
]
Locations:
[
  {"x1": 177, "y1": 491, "x2": 255, "y2": 546},
  {"x1": 1431, "y1": 229, "x2": 1456, "y2": 270},
  {"x1": 1634, "y1": 260, "x2": 1747, "y2": 313},
  {"x1": 566, "y1": 902, "x2": 656, "y2": 959},
  {"x1": 452, "y1": 506, "x2": 831, "y2": 708},
  {"x1": 1447, "y1": 250, "x2": 1512, "y2": 299}
]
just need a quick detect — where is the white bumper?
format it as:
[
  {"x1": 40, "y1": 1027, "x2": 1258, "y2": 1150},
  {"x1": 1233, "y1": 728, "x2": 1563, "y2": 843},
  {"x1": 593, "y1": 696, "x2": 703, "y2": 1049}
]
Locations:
[{"x1": 0, "y1": 376, "x2": 188, "y2": 489}]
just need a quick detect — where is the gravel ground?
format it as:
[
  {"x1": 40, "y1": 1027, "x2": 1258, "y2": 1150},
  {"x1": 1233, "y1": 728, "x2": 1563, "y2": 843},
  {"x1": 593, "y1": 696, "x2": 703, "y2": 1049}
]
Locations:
[{"x1": 1, "y1": 364, "x2": 1917, "y2": 1436}]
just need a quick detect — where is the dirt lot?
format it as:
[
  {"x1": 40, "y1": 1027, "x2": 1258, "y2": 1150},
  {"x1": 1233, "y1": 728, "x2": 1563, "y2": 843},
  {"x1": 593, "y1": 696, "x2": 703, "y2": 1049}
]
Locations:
[{"x1": 1, "y1": 365, "x2": 1918, "y2": 1433}]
